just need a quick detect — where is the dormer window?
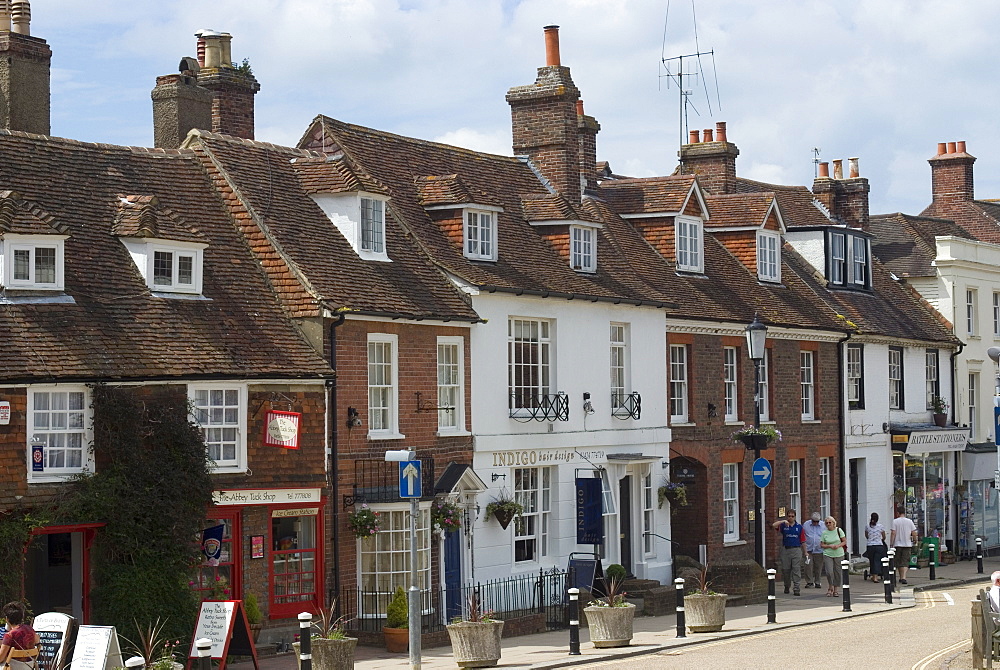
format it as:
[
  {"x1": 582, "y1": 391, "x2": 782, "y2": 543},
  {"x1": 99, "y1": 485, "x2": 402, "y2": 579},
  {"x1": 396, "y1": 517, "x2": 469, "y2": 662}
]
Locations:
[
  {"x1": 675, "y1": 215, "x2": 703, "y2": 273},
  {"x1": 571, "y1": 225, "x2": 596, "y2": 273},
  {"x1": 361, "y1": 196, "x2": 385, "y2": 254},
  {"x1": 464, "y1": 209, "x2": 496, "y2": 261},
  {"x1": 310, "y1": 192, "x2": 391, "y2": 262},
  {"x1": 153, "y1": 248, "x2": 197, "y2": 290},
  {"x1": 1, "y1": 234, "x2": 67, "y2": 290},
  {"x1": 756, "y1": 231, "x2": 781, "y2": 283},
  {"x1": 120, "y1": 238, "x2": 206, "y2": 295},
  {"x1": 827, "y1": 230, "x2": 870, "y2": 289}
]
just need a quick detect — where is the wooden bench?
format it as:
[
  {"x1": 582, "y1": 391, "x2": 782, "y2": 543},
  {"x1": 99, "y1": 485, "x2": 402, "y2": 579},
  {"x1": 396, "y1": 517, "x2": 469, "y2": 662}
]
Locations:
[{"x1": 978, "y1": 589, "x2": 1000, "y2": 669}]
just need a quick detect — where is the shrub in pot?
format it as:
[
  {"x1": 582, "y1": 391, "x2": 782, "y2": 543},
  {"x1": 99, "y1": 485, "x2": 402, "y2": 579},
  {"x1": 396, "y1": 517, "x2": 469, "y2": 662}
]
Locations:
[
  {"x1": 446, "y1": 594, "x2": 504, "y2": 668},
  {"x1": 244, "y1": 591, "x2": 263, "y2": 643},
  {"x1": 583, "y1": 577, "x2": 635, "y2": 648},
  {"x1": 293, "y1": 598, "x2": 357, "y2": 670},
  {"x1": 683, "y1": 565, "x2": 727, "y2": 633},
  {"x1": 383, "y1": 586, "x2": 409, "y2": 653},
  {"x1": 605, "y1": 564, "x2": 627, "y2": 585}
]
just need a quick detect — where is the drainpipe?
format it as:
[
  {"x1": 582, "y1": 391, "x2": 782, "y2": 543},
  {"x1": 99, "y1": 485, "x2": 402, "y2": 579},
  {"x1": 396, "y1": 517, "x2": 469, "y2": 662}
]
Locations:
[
  {"x1": 837, "y1": 331, "x2": 852, "y2": 550},
  {"x1": 949, "y1": 342, "x2": 964, "y2": 427},
  {"x1": 329, "y1": 311, "x2": 347, "y2": 605},
  {"x1": 950, "y1": 341, "x2": 965, "y2": 553}
]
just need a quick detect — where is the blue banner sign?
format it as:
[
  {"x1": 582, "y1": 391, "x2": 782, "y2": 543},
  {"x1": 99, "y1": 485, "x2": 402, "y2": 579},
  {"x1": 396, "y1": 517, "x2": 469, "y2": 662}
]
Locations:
[
  {"x1": 31, "y1": 445, "x2": 43, "y2": 472},
  {"x1": 575, "y1": 477, "x2": 603, "y2": 545}
]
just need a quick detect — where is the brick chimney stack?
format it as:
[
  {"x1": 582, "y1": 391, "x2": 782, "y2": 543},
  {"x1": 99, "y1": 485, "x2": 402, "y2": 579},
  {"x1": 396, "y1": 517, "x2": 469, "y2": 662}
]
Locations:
[
  {"x1": 151, "y1": 61, "x2": 213, "y2": 149},
  {"x1": 196, "y1": 30, "x2": 260, "y2": 139},
  {"x1": 0, "y1": 0, "x2": 52, "y2": 135},
  {"x1": 812, "y1": 156, "x2": 870, "y2": 231},
  {"x1": 929, "y1": 140, "x2": 975, "y2": 204},
  {"x1": 507, "y1": 26, "x2": 583, "y2": 203},
  {"x1": 577, "y1": 99, "x2": 601, "y2": 192},
  {"x1": 677, "y1": 121, "x2": 739, "y2": 194}
]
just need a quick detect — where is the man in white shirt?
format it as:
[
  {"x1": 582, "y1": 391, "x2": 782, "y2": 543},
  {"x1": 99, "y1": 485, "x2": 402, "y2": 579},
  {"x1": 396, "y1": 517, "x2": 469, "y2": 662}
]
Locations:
[
  {"x1": 889, "y1": 508, "x2": 918, "y2": 585},
  {"x1": 989, "y1": 571, "x2": 1000, "y2": 612}
]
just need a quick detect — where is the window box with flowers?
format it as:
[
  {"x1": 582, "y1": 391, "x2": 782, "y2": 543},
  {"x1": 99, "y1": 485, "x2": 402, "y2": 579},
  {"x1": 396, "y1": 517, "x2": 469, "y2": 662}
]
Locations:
[
  {"x1": 731, "y1": 424, "x2": 782, "y2": 451},
  {"x1": 348, "y1": 504, "x2": 381, "y2": 539},
  {"x1": 431, "y1": 499, "x2": 462, "y2": 536}
]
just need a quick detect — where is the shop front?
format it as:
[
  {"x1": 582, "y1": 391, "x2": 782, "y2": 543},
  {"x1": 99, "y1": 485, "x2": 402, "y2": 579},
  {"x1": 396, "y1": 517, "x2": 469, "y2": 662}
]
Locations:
[{"x1": 959, "y1": 443, "x2": 1000, "y2": 553}]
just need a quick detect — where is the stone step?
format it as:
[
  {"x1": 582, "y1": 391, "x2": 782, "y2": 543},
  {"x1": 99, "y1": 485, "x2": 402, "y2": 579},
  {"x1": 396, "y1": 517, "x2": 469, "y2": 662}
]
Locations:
[
  {"x1": 725, "y1": 594, "x2": 746, "y2": 607},
  {"x1": 622, "y1": 579, "x2": 662, "y2": 597}
]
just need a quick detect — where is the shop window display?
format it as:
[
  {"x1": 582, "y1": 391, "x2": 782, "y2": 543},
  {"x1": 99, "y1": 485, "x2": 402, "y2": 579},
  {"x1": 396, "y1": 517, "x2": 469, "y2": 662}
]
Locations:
[{"x1": 271, "y1": 513, "x2": 319, "y2": 614}]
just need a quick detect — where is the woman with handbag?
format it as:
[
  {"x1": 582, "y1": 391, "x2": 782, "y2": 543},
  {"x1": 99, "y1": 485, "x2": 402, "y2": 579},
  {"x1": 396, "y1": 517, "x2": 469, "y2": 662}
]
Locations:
[
  {"x1": 864, "y1": 512, "x2": 887, "y2": 584},
  {"x1": 820, "y1": 516, "x2": 847, "y2": 597}
]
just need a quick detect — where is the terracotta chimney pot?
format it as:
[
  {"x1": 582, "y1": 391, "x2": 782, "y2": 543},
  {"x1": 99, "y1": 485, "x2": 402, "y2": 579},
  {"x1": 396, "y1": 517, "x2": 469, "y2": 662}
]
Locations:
[
  {"x1": 543, "y1": 25, "x2": 561, "y2": 67},
  {"x1": 947, "y1": 141, "x2": 957, "y2": 155},
  {"x1": 715, "y1": 121, "x2": 727, "y2": 142},
  {"x1": 958, "y1": 140, "x2": 967, "y2": 154},
  {"x1": 576, "y1": 100, "x2": 584, "y2": 116},
  {"x1": 818, "y1": 162, "x2": 830, "y2": 178},
  {"x1": 703, "y1": 128, "x2": 714, "y2": 142},
  {"x1": 688, "y1": 130, "x2": 700, "y2": 144},
  {"x1": 849, "y1": 157, "x2": 859, "y2": 178},
  {"x1": 195, "y1": 29, "x2": 210, "y2": 67},
  {"x1": 832, "y1": 159, "x2": 843, "y2": 180}
]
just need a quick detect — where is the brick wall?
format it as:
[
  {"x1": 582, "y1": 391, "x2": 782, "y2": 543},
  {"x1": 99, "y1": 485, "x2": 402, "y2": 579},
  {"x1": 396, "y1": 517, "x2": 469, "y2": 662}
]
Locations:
[
  {"x1": 197, "y1": 69, "x2": 260, "y2": 140},
  {"x1": 930, "y1": 153, "x2": 975, "y2": 204},
  {"x1": 0, "y1": 32, "x2": 51, "y2": 135},
  {"x1": 677, "y1": 141, "x2": 739, "y2": 195}
]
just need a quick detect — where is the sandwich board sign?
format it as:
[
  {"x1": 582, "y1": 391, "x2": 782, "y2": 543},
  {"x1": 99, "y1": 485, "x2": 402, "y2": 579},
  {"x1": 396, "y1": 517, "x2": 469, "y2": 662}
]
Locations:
[
  {"x1": 187, "y1": 600, "x2": 258, "y2": 670},
  {"x1": 69, "y1": 626, "x2": 122, "y2": 670},
  {"x1": 34, "y1": 612, "x2": 77, "y2": 670}
]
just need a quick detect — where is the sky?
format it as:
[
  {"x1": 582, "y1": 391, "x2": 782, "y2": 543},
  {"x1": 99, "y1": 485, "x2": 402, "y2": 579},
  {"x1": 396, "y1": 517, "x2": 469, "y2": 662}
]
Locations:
[{"x1": 23, "y1": 0, "x2": 1000, "y2": 215}]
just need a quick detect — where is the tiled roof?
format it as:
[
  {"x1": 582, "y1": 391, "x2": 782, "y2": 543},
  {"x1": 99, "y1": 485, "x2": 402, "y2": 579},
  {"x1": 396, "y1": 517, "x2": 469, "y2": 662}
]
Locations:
[
  {"x1": 111, "y1": 194, "x2": 207, "y2": 242},
  {"x1": 0, "y1": 130, "x2": 333, "y2": 383},
  {"x1": 922, "y1": 198, "x2": 1000, "y2": 245},
  {"x1": 522, "y1": 193, "x2": 602, "y2": 224},
  {"x1": 414, "y1": 175, "x2": 501, "y2": 209},
  {"x1": 704, "y1": 192, "x2": 778, "y2": 229},
  {"x1": 192, "y1": 131, "x2": 481, "y2": 322},
  {"x1": 870, "y1": 213, "x2": 971, "y2": 278},
  {"x1": 736, "y1": 178, "x2": 831, "y2": 228},
  {"x1": 292, "y1": 155, "x2": 388, "y2": 196},
  {"x1": 598, "y1": 175, "x2": 698, "y2": 214}
]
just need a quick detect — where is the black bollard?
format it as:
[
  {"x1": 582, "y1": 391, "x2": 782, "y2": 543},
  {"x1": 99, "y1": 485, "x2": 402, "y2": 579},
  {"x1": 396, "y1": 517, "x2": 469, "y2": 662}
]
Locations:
[
  {"x1": 196, "y1": 638, "x2": 212, "y2": 670},
  {"x1": 929, "y1": 543, "x2": 936, "y2": 580},
  {"x1": 888, "y1": 548, "x2": 897, "y2": 592},
  {"x1": 674, "y1": 577, "x2": 686, "y2": 638},
  {"x1": 568, "y1": 587, "x2": 581, "y2": 655},
  {"x1": 841, "y1": 559, "x2": 851, "y2": 612},
  {"x1": 298, "y1": 611, "x2": 312, "y2": 670},
  {"x1": 881, "y1": 557, "x2": 893, "y2": 604},
  {"x1": 978, "y1": 537, "x2": 984, "y2": 574},
  {"x1": 766, "y1": 569, "x2": 777, "y2": 624}
]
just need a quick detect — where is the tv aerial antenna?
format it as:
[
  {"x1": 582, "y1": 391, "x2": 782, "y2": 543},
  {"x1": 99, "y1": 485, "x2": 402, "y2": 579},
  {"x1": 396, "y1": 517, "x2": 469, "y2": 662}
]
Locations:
[{"x1": 660, "y1": 0, "x2": 722, "y2": 150}]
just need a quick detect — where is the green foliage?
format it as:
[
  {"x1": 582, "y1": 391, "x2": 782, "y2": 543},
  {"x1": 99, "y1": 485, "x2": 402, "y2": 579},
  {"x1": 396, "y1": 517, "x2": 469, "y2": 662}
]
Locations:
[
  {"x1": 385, "y1": 586, "x2": 408, "y2": 629},
  {"x1": 244, "y1": 591, "x2": 262, "y2": 625},
  {"x1": 56, "y1": 385, "x2": 214, "y2": 645},
  {"x1": 0, "y1": 508, "x2": 50, "y2": 604},
  {"x1": 605, "y1": 564, "x2": 627, "y2": 583},
  {"x1": 234, "y1": 58, "x2": 254, "y2": 78}
]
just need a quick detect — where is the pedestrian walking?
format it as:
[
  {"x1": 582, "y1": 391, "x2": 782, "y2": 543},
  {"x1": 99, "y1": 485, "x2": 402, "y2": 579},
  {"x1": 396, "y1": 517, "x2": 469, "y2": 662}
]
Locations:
[
  {"x1": 771, "y1": 510, "x2": 806, "y2": 596},
  {"x1": 803, "y1": 512, "x2": 825, "y2": 588},
  {"x1": 863, "y1": 512, "x2": 887, "y2": 584},
  {"x1": 889, "y1": 507, "x2": 918, "y2": 585},
  {"x1": 820, "y1": 516, "x2": 846, "y2": 597}
]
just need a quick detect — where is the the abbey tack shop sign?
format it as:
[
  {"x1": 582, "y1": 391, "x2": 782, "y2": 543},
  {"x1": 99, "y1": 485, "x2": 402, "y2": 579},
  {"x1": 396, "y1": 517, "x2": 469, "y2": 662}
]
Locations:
[{"x1": 212, "y1": 488, "x2": 321, "y2": 505}]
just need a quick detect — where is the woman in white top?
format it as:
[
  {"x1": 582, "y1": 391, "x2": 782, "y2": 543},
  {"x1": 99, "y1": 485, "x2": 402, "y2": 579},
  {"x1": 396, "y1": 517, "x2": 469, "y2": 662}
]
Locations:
[{"x1": 864, "y1": 512, "x2": 887, "y2": 584}]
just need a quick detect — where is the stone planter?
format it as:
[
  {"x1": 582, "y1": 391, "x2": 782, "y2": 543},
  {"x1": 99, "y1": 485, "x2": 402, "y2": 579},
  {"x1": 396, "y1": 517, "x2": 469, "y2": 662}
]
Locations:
[
  {"x1": 933, "y1": 413, "x2": 948, "y2": 427},
  {"x1": 446, "y1": 620, "x2": 504, "y2": 668},
  {"x1": 683, "y1": 593, "x2": 727, "y2": 633},
  {"x1": 293, "y1": 637, "x2": 358, "y2": 670},
  {"x1": 583, "y1": 603, "x2": 636, "y2": 648},
  {"x1": 383, "y1": 626, "x2": 409, "y2": 653}
]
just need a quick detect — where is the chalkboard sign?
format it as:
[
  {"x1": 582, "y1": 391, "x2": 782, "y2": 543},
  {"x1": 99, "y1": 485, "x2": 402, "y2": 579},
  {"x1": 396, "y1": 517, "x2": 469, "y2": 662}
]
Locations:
[
  {"x1": 69, "y1": 626, "x2": 121, "y2": 670},
  {"x1": 568, "y1": 553, "x2": 606, "y2": 595},
  {"x1": 34, "y1": 612, "x2": 76, "y2": 670},
  {"x1": 186, "y1": 601, "x2": 258, "y2": 670}
]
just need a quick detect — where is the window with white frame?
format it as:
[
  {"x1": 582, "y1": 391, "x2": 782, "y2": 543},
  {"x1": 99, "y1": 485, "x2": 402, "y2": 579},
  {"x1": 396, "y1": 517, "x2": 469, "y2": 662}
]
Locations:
[
  {"x1": 599, "y1": 470, "x2": 616, "y2": 560},
  {"x1": 829, "y1": 233, "x2": 845, "y2": 285},
  {"x1": 757, "y1": 350, "x2": 770, "y2": 422},
  {"x1": 888, "y1": 347, "x2": 904, "y2": 410},
  {"x1": 994, "y1": 292, "x2": 1000, "y2": 336},
  {"x1": 800, "y1": 350, "x2": 815, "y2": 420},
  {"x1": 723, "y1": 463, "x2": 739, "y2": 542},
  {"x1": 28, "y1": 386, "x2": 91, "y2": 479},
  {"x1": 189, "y1": 384, "x2": 246, "y2": 472},
  {"x1": 368, "y1": 334, "x2": 399, "y2": 436},
  {"x1": 967, "y1": 288, "x2": 979, "y2": 336},
  {"x1": 969, "y1": 372, "x2": 978, "y2": 440},
  {"x1": 675, "y1": 215, "x2": 703, "y2": 273},
  {"x1": 669, "y1": 344, "x2": 689, "y2": 422},
  {"x1": 926, "y1": 350, "x2": 940, "y2": 409},
  {"x1": 508, "y1": 318, "x2": 551, "y2": 412},
  {"x1": 789, "y1": 460, "x2": 801, "y2": 520},
  {"x1": 827, "y1": 230, "x2": 870, "y2": 289},
  {"x1": 851, "y1": 236, "x2": 868, "y2": 286},
  {"x1": 847, "y1": 344, "x2": 864, "y2": 409},
  {"x1": 819, "y1": 458, "x2": 831, "y2": 520},
  {"x1": 756, "y1": 231, "x2": 780, "y2": 282},
  {"x1": 610, "y1": 323, "x2": 630, "y2": 414},
  {"x1": 643, "y1": 471, "x2": 655, "y2": 554},
  {"x1": 360, "y1": 196, "x2": 385, "y2": 254},
  {"x1": 358, "y1": 506, "x2": 430, "y2": 612},
  {"x1": 118, "y1": 238, "x2": 206, "y2": 295},
  {"x1": 514, "y1": 467, "x2": 552, "y2": 563},
  {"x1": 3, "y1": 234, "x2": 67, "y2": 290},
  {"x1": 724, "y1": 346, "x2": 738, "y2": 421},
  {"x1": 436, "y1": 337, "x2": 464, "y2": 432},
  {"x1": 570, "y1": 225, "x2": 596, "y2": 273},
  {"x1": 464, "y1": 209, "x2": 496, "y2": 261}
]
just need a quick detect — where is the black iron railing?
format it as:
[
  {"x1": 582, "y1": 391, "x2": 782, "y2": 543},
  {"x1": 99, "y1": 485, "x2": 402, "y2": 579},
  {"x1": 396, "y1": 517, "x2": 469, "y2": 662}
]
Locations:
[
  {"x1": 342, "y1": 457, "x2": 436, "y2": 508},
  {"x1": 508, "y1": 393, "x2": 570, "y2": 422},
  {"x1": 611, "y1": 392, "x2": 641, "y2": 420}
]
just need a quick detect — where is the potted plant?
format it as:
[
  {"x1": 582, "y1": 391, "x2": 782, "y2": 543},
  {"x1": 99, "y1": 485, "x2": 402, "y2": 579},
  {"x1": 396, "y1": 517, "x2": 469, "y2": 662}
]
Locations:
[
  {"x1": 583, "y1": 576, "x2": 635, "y2": 648},
  {"x1": 657, "y1": 481, "x2": 689, "y2": 509},
  {"x1": 292, "y1": 599, "x2": 357, "y2": 670},
  {"x1": 683, "y1": 565, "x2": 727, "y2": 633},
  {"x1": 731, "y1": 424, "x2": 782, "y2": 451},
  {"x1": 383, "y1": 586, "x2": 409, "y2": 653},
  {"x1": 432, "y1": 498, "x2": 463, "y2": 536},
  {"x1": 348, "y1": 503, "x2": 381, "y2": 538},
  {"x1": 446, "y1": 593, "x2": 504, "y2": 668},
  {"x1": 244, "y1": 591, "x2": 263, "y2": 643},
  {"x1": 930, "y1": 396, "x2": 948, "y2": 427},
  {"x1": 122, "y1": 618, "x2": 183, "y2": 670},
  {"x1": 485, "y1": 492, "x2": 524, "y2": 530}
]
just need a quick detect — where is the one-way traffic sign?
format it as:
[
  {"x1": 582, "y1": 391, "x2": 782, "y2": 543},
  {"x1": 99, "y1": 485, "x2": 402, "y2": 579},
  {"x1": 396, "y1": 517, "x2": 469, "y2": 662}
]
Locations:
[
  {"x1": 399, "y1": 460, "x2": 422, "y2": 498},
  {"x1": 752, "y1": 458, "x2": 772, "y2": 488}
]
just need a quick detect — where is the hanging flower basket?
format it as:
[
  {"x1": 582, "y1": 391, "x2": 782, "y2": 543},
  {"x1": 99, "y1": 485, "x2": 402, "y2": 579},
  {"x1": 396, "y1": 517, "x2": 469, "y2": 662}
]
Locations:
[
  {"x1": 431, "y1": 499, "x2": 463, "y2": 535},
  {"x1": 731, "y1": 424, "x2": 782, "y2": 450},
  {"x1": 657, "y1": 482, "x2": 688, "y2": 509},
  {"x1": 347, "y1": 504, "x2": 381, "y2": 538},
  {"x1": 485, "y1": 496, "x2": 524, "y2": 530}
]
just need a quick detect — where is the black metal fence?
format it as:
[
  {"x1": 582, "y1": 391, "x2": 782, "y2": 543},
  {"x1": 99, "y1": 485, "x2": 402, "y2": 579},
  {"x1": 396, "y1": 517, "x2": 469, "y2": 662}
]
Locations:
[{"x1": 340, "y1": 568, "x2": 569, "y2": 634}]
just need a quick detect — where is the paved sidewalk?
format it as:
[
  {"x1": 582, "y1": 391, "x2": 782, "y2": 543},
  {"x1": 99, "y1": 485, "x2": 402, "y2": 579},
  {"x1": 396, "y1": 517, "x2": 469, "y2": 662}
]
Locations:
[{"x1": 232, "y1": 556, "x2": 996, "y2": 670}]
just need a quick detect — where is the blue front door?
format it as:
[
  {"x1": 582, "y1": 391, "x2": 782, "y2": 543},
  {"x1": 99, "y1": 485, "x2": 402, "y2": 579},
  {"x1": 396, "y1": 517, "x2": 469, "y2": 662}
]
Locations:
[{"x1": 444, "y1": 528, "x2": 462, "y2": 619}]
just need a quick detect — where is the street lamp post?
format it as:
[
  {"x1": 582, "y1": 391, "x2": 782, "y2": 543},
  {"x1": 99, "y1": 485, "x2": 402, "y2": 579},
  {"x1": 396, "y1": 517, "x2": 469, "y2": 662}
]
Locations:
[
  {"x1": 986, "y1": 348, "x2": 1000, "y2": 551},
  {"x1": 385, "y1": 449, "x2": 421, "y2": 670},
  {"x1": 746, "y1": 315, "x2": 768, "y2": 568}
]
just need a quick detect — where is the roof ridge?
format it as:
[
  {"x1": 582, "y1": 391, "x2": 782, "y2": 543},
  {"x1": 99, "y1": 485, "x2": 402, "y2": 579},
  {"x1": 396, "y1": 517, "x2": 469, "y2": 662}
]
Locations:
[
  {"x1": 0, "y1": 128, "x2": 195, "y2": 158},
  {"x1": 187, "y1": 129, "x2": 324, "y2": 158}
]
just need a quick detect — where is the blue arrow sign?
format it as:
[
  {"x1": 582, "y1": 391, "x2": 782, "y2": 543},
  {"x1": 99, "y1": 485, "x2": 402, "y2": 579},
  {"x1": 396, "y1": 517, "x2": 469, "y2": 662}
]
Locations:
[
  {"x1": 994, "y1": 407, "x2": 1000, "y2": 447},
  {"x1": 399, "y1": 460, "x2": 422, "y2": 498},
  {"x1": 752, "y1": 457, "x2": 772, "y2": 488}
]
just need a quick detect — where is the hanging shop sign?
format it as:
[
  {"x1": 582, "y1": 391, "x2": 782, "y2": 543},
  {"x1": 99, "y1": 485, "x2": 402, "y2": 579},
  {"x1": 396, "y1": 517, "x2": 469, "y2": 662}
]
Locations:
[
  {"x1": 263, "y1": 411, "x2": 301, "y2": 449},
  {"x1": 891, "y1": 428, "x2": 970, "y2": 454},
  {"x1": 575, "y1": 477, "x2": 604, "y2": 545},
  {"x1": 212, "y1": 488, "x2": 322, "y2": 505}
]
